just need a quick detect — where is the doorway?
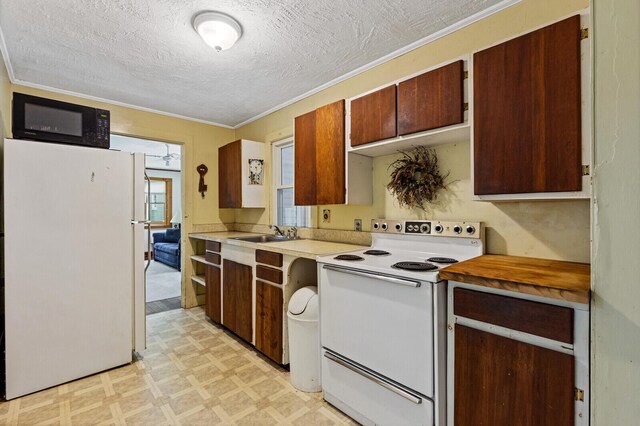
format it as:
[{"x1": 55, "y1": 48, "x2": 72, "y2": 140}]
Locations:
[{"x1": 110, "y1": 135, "x2": 183, "y2": 315}]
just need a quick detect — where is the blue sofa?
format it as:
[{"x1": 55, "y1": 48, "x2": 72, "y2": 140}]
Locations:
[{"x1": 153, "y1": 228, "x2": 181, "y2": 270}]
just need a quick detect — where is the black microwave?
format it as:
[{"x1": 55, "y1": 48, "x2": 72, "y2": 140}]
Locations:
[{"x1": 12, "y1": 93, "x2": 110, "y2": 148}]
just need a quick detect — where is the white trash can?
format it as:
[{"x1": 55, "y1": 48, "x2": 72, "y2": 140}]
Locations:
[{"x1": 287, "y1": 286, "x2": 321, "y2": 392}]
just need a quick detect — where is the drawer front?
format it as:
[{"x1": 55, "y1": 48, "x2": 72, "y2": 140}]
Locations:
[
  {"x1": 322, "y1": 349, "x2": 434, "y2": 425},
  {"x1": 256, "y1": 265, "x2": 283, "y2": 284},
  {"x1": 255, "y1": 249, "x2": 283, "y2": 267},
  {"x1": 205, "y1": 241, "x2": 221, "y2": 253},
  {"x1": 453, "y1": 288, "x2": 573, "y2": 344},
  {"x1": 205, "y1": 252, "x2": 221, "y2": 265}
]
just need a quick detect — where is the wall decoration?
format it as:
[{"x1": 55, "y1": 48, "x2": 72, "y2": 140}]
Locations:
[
  {"x1": 248, "y1": 159, "x2": 264, "y2": 185},
  {"x1": 196, "y1": 164, "x2": 208, "y2": 199},
  {"x1": 387, "y1": 146, "x2": 449, "y2": 211}
]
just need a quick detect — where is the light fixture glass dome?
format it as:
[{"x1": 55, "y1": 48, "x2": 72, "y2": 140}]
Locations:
[{"x1": 193, "y1": 11, "x2": 242, "y2": 52}]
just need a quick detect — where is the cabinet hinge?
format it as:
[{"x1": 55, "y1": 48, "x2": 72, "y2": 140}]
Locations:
[
  {"x1": 582, "y1": 165, "x2": 590, "y2": 176},
  {"x1": 463, "y1": 70, "x2": 469, "y2": 79},
  {"x1": 580, "y1": 27, "x2": 589, "y2": 40},
  {"x1": 575, "y1": 388, "x2": 585, "y2": 401},
  {"x1": 463, "y1": 103, "x2": 469, "y2": 111}
]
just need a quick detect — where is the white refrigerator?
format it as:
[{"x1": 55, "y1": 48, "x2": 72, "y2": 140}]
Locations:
[{"x1": 3, "y1": 138, "x2": 147, "y2": 400}]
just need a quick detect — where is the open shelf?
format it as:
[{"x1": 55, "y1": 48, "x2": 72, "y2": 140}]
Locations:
[
  {"x1": 348, "y1": 122, "x2": 470, "y2": 157},
  {"x1": 191, "y1": 275, "x2": 206, "y2": 286}
]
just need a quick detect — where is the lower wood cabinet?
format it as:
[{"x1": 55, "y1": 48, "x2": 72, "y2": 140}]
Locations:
[
  {"x1": 449, "y1": 284, "x2": 587, "y2": 426},
  {"x1": 205, "y1": 264, "x2": 221, "y2": 324},
  {"x1": 454, "y1": 324, "x2": 575, "y2": 426},
  {"x1": 255, "y1": 280, "x2": 283, "y2": 363},
  {"x1": 222, "y1": 259, "x2": 253, "y2": 342}
]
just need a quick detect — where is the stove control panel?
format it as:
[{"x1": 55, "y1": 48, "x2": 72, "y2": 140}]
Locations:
[{"x1": 371, "y1": 219, "x2": 483, "y2": 238}]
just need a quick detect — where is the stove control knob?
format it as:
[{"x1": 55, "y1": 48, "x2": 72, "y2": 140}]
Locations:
[
  {"x1": 419, "y1": 223, "x2": 430, "y2": 234},
  {"x1": 373, "y1": 222, "x2": 380, "y2": 230},
  {"x1": 395, "y1": 223, "x2": 403, "y2": 232},
  {"x1": 453, "y1": 225, "x2": 463, "y2": 234},
  {"x1": 434, "y1": 224, "x2": 443, "y2": 233},
  {"x1": 381, "y1": 223, "x2": 388, "y2": 231},
  {"x1": 407, "y1": 225, "x2": 415, "y2": 232},
  {"x1": 466, "y1": 225, "x2": 476, "y2": 235}
]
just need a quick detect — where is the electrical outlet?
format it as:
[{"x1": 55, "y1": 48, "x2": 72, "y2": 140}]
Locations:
[
  {"x1": 322, "y1": 209, "x2": 331, "y2": 223},
  {"x1": 354, "y1": 219, "x2": 362, "y2": 232}
]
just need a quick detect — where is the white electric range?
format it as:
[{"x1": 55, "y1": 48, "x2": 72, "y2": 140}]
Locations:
[{"x1": 317, "y1": 219, "x2": 484, "y2": 426}]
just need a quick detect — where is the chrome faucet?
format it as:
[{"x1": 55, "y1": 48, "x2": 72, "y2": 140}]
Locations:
[
  {"x1": 269, "y1": 224, "x2": 285, "y2": 236},
  {"x1": 287, "y1": 227, "x2": 298, "y2": 239}
]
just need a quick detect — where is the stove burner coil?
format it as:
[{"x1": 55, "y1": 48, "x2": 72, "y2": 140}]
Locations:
[
  {"x1": 392, "y1": 261, "x2": 438, "y2": 271},
  {"x1": 363, "y1": 250, "x2": 391, "y2": 256},
  {"x1": 427, "y1": 257, "x2": 458, "y2": 264},
  {"x1": 334, "y1": 254, "x2": 365, "y2": 261}
]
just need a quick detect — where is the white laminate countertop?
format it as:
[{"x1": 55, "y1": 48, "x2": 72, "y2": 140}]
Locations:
[{"x1": 189, "y1": 232, "x2": 366, "y2": 260}]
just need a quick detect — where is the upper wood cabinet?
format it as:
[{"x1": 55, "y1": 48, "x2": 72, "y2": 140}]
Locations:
[
  {"x1": 397, "y1": 60, "x2": 464, "y2": 135},
  {"x1": 218, "y1": 139, "x2": 266, "y2": 208},
  {"x1": 473, "y1": 15, "x2": 584, "y2": 197},
  {"x1": 346, "y1": 59, "x2": 470, "y2": 157},
  {"x1": 350, "y1": 85, "x2": 397, "y2": 146},
  {"x1": 294, "y1": 100, "x2": 373, "y2": 205}
]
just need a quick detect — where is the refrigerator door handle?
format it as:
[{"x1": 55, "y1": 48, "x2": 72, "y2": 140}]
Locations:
[{"x1": 144, "y1": 172, "x2": 152, "y2": 273}]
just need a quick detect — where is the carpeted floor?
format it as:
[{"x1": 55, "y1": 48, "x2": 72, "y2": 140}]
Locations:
[{"x1": 147, "y1": 260, "x2": 181, "y2": 302}]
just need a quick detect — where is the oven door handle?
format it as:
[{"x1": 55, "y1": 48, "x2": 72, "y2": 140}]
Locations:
[
  {"x1": 322, "y1": 265, "x2": 421, "y2": 288},
  {"x1": 324, "y1": 350, "x2": 423, "y2": 404}
]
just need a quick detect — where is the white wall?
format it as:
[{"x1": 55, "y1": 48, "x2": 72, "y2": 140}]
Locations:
[{"x1": 592, "y1": 0, "x2": 640, "y2": 422}]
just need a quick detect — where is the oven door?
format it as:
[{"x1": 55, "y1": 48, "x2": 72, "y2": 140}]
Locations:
[{"x1": 319, "y1": 263, "x2": 434, "y2": 397}]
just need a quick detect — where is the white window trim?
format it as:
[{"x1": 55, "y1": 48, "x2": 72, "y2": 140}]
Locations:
[{"x1": 272, "y1": 138, "x2": 311, "y2": 227}]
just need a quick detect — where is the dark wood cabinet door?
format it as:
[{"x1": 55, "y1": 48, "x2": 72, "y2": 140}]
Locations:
[
  {"x1": 294, "y1": 110, "x2": 317, "y2": 206},
  {"x1": 351, "y1": 85, "x2": 397, "y2": 146},
  {"x1": 205, "y1": 265, "x2": 221, "y2": 324},
  {"x1": 473, "y1": 15, "x2": 582, "y2": 195},
  {"x1": 222, "y1": 260, "x2": 253, "y2": 342},
  {"x1": 255, "y1": 280, "x2": 283, "y2": 363},
  {"x1": 218, "y1": 140, "x2": 242, "y2": 207},
  {"x1": 398, "y1": 60, "x2": 464, "y2": 135},
  {"x1": 315, "y1": 100, "x2": 346, "y2": 205},
  {"x1": 454, "y1": 325, "x2": 574, "y2": 426}
]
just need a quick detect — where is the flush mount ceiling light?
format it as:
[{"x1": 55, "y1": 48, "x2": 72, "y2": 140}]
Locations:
[{"x1": 193, "y1": 11, "x2": 242, "y2": 52}]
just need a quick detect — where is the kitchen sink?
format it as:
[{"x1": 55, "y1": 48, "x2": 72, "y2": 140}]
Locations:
[{"x1": 232, "y1": 235, "x2": 303, "y2": 243}]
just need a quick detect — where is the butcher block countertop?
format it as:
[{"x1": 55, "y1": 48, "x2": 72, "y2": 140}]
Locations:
[{"x1": 439, "y1": 254, "x2": 591, "y2": 304}]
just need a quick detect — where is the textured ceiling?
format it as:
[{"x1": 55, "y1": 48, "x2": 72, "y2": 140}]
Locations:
[{"x1": 0, "y1": 0, "x2": 505, "y2": 127}]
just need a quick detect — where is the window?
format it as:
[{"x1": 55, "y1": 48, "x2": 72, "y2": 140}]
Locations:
[
  {"x1": 273, "y1": 139, "x2": 310, "y2": 227},
  {"x1": 146, "y1": 177, "x2": 172, "y2": 228}
]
